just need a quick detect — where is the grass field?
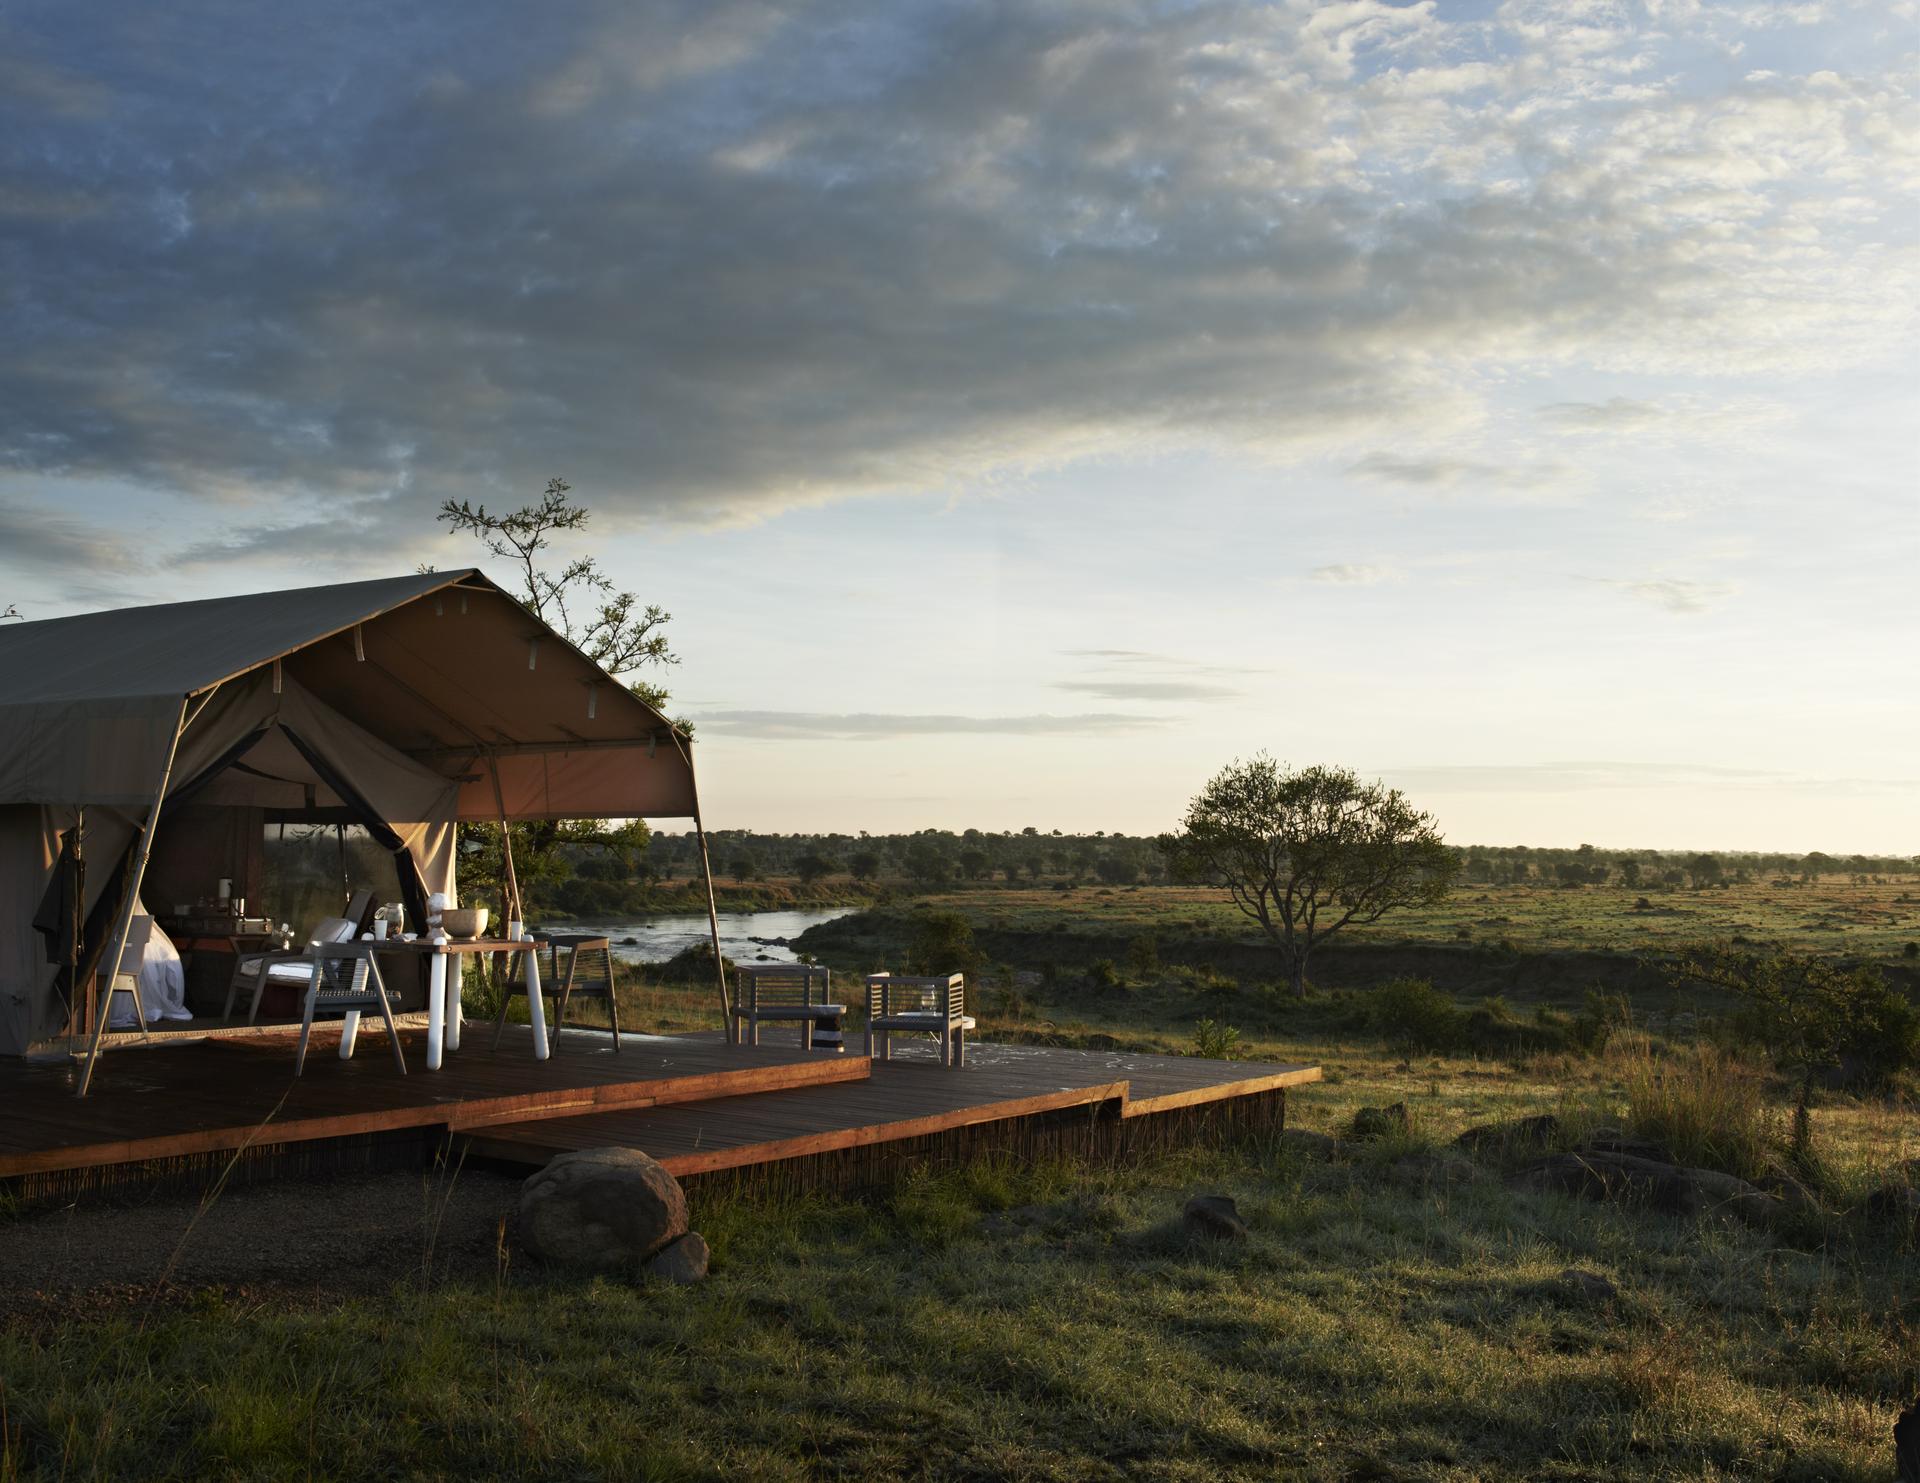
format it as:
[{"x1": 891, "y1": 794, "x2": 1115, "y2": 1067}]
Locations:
[
  {"x1": 1, "y1": 1024, "x2": 1910, "y2": 1481},
  {"x1": 3, "y1": 880, "x2": 1914, "y2": 1479}
]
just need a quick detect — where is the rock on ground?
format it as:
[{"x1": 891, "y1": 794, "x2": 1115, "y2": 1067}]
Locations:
[
  {"x1": 1454, "y1": 1114, "x2": 1561, "y2": 1155},
  {"x1": 519, "y1": 1147, "x2": 689, "y2": 1272},
  {"x1": 1507, "y1": 1151, "x2": 1781, "y2": 1226},
  {"x1": 646, "y1": 1232, "x2": 710, "y2": 1285},
  {"x1": 1557, "y1": 1268, "x2": 1618, "y2": 1304},
  {"x1": 1390, "y1": 1149, "x2": 1482, "y2": 1187},
  {"x1": 1183, "y1": 1193, "x2": 1247, "y2": 1240},
  {"x1": 1275, "y1": 1129, "x2": 1341, "y2": 1161},
  {"x1": 1896, "y1": 1396, "x2": 1920, "y2": 1483}
]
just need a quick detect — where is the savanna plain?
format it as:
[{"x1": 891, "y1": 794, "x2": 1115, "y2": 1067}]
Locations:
[{"x1": 2, "y1": 868, "x2": 1915, "y2": 1482}]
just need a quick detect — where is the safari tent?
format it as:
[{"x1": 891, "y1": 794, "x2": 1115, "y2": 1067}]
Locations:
[{"x1": 0, "y1": 569, "x2": 726, "y2": 1081}]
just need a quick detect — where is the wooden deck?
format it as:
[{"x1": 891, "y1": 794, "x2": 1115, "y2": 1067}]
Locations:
[
  {"x1": 465, "y1": 1040, "x2": 1322, "y2": 1179},
  {"x1": 0, "y1": 1027, "x2": 862, "y2": 1180},
  {"x1": 0, "y1": 1028, "x2": 1320, "y2": 1202}
]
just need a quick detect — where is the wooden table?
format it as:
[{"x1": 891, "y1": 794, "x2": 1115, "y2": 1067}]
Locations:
[{"x1": 342, "y1": 937, "x2": 546, "y2": 1071}]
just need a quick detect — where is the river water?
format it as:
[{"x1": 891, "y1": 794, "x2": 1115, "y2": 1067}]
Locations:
[{"x1": 549, "y1": 907, "x2": 855, "y2": 965}]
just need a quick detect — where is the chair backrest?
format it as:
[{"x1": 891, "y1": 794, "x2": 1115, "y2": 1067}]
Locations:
[
  {"x1": 557, "y1": 940, "x2": 615, "y2": 996},
  {"x1": 865, "y1": 972, "x2": 963, "y2": 1018},
  {"x1": 107, "y1": 916, "x2": 155, "y2": 979},
  {"x1": 305, "y1": 940, "x2": 379, "y2": 1000},
  {"x1": 737, "y1": 963, "x2": 826, "y2": 1010},
  {"x1": 344, "y1": 888, "x2": 376, "y2": 933},
  {"x1": 305, "y1": 916, "x2": 356, "y2": 948}
]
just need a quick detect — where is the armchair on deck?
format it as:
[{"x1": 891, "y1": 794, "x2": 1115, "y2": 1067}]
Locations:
[
  {"x1": 863, "y1": 972, "x2": 973, "y2": 1068},
  {"x1": 732, "y1": 963, "x2": 843, "y2": 1052},
  {"x1": 223, "y1": 914, "x2": 356, "y2": 1022}
]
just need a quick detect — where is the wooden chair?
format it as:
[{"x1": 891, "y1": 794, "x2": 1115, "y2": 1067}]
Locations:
[
  {"x1": 101, "y1": 916, "x2": 156, "y2": 1034},
  {"x1": 733, "y1": 964, "x2": 843, "y2": 1052},
  {"x1": 493, "y1": 935, "x2": 623, "y2": 1052},
  {"x1": 864, "y1": 972, "x2": 973, "y2": 1068},
  {"x1": 293, "y1": 941, "x2": 407, "y2": 1076}
]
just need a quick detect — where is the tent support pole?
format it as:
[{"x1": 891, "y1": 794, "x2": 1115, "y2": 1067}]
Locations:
[
  {"x1": 76, "y1": 694, "x2": 195, "y2": 1097},
  {"x1": 672, "y1": 735, "x2": 732, "y2": 1044},
  {"x1": 487, "y1": 753, "x2": 522, "y2": 929}
]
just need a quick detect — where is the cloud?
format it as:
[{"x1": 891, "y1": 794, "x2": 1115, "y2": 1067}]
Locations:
[
  {"x1": 1381, "y1": 761, "x2": 1780, "y2": 793},
  {"x1": 1598, "y1": 577, "x2": 1736, "y2": 614},
  {"x1": 690, "y1": 710, "x2": 1172, "y2": 739},
  {"x1": 1536, "y1": 398, "x2": 1669, "y2": 432},
  {"x1": 1381, "y1": 761, "x2": 1919, "y2": 796},
  {"x1": 0, "y1": 0, "x2": 1911, "y2": 555},
  {"x1": 1059, "y1": 649, "x2": 1263, "y2": 676},
  {"x1": 1347, "y1": 453, "x2": 1572, "y2": 498},
  {"x1": 0, "y1": 499, "x2": 144, "y2": 574},
  {"x1": 1309, "y1": 563, "x2": 1389, "y2": 585},
  {"x1": 1053, "y1": 680, "x2": 1241, "y2": 702}
]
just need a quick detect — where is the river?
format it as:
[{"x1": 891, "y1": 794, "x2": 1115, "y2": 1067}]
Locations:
[{"x1": 548, "y1": 907, "x2": 856, "y2": 965}]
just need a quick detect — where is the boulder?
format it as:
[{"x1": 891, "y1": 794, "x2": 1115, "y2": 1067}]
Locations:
[
  {"x1": 519, "y1": 1147, "x2": 689, "y2": 1272},
  {"x1": 646, "y1": 1232, "x2": 711, "y2": 1286},
  {"x1": 1557, "y1": 1268, "x2": 1618, "y2": 1304},
  {"x1": 1866, "y1": 1177, "x2": 1920, "y2": 1240},
  {"x1": 1276, "y1": 1129, "x2": 1341, "y2": 1161},
  {"x1": 1454, "y1": 1114, "x2": 1561, "y2": 1156},
  {"x1": 1183, "y1": 1193, "x2": 1248, "y2": 1241},
  {"x1": 1508, "y1": 1151, "x2": 1780, "y2": 1226},
  {"x1": 1349, "y1": 1103, "x2": 1410, "y2": 1141},
  {"x1": 1576, "y1": 1128, "x2": 1675, "y2": 1165},
  {"x1": 1390, "y1": 1149, "x2": 1482, "y2": 1187}
]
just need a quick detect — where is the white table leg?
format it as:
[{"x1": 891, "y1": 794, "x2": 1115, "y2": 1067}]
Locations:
[
  {"x1": 524, "y1": 948, "x2": 549, "y2": 1060},
  {"x1": 340, "y1": 1009, "x2": 361, "y2": 1059},
  {"x1": 426, "y1": 951, "x2": 447, "y2": 1071},
  {"x1": 446, "y1": 956, "x2": 463, "y2": 1052}
]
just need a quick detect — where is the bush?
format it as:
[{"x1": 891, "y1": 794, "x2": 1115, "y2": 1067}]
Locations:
[
  {"x1": 1169, "y1": 963, "x2": 1237, "y2": 994},
  {"x1": 1367, "y1": 976, "x2": 1464, "y2": 1055},
  {"x1": 907, "y1": 911, "x2": 982, "y2": 976},
  {"x1": 1190, "y1": 1018, "x2": 1240, "y2": 1060},
  {"x1": 1124, "y1": 934, "x2": 1159, "y2": 976},
  {"x1": 1087, "y1": 958, "x2": 1123, "y2": 991}
]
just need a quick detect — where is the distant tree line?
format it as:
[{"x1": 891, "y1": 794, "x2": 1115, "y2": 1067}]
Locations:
[
  {"x1": 636, "y1": 833, "x2": 1915, "y2": 893},
  {"x1": 526, "y1": 828, "x2": 1916, "y2": 918}
]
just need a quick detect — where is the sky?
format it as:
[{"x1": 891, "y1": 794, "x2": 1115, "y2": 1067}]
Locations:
[{"x1": 1, "y1": 0, "x2": 1915, "y2": 852}]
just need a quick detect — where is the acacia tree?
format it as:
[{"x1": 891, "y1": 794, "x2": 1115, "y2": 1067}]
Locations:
[
  {"x1": 1159, "y1": 758, "x2": 1457, "y2": 997},
  {"x1": 436, "y1": 479, "x2": 679, "y2": 918},
  {"x1": 438, "y1": 478, "x2": 678, "y2": 710}
]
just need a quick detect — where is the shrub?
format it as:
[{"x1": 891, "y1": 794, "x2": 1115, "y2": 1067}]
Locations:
[
  {"x1": 1169, "y1": 963, "x2": 1237, "y2": 994},
  {"x1": 1087, "y1": 958, "x2": 1123, "y2": 991},
  {"x1": 1190, "y1": 1018, "x2": 1240, "y2": 1060},
  {"x1": 1571, "y1": 990, "x2": 1633, "y2": 1055},
  {"x1": 1367, "y1": 976, "x2": 1464, "y2": 1055},
  {"x1": 907, "y1": 911, "x2": 982, "y2": 976},
  {"x1": 1124, "y1": 933, "x2": 1159, "y2": 976}
]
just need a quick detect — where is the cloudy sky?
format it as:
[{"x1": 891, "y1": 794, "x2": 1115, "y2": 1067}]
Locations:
[{"x1": 3, "y1": 0, "x2": 1915, "y2": 850}]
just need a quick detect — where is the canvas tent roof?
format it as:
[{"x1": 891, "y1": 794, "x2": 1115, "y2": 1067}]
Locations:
[{"x1": 0, "y1": 569, "x2": 698, "y2": 820}]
